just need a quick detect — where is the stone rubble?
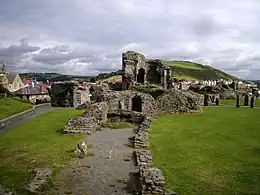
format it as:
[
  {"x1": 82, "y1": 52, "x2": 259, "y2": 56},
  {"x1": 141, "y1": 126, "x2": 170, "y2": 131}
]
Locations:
[
  {"x1": 25, "y1": 168, "x2": 52, "y2": 194},
  {"x1": 135, "y1": 150, "x2": 166, "y2": 195},
  {"x1": 63, "y1": 102, "x2": 109, "y2": 134},
  {"x1": 0, "y1": 184, "x2": 13, "y2": 195},
  {"x1": 74, "y1": 140, "x2": 88, "y2": 156}
]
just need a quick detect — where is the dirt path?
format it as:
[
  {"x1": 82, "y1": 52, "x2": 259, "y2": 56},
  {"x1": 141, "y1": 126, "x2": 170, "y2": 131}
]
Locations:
[
  {"x1": 0, "y1": 106, "x2": 57, "y2": 136},
  {"x1": 50, "y1": 128, "x2": 140, "y2": 195}
]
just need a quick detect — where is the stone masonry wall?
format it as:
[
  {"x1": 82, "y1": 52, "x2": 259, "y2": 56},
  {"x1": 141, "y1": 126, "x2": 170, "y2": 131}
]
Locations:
[
  {"x1": 103, "y1": 90, "x2": 157, "y2": 116},
  {"x1": 63, "y1": 102, "x2": 109, "y2": 134},
  {"x1": 122, "y1": 51, "x2": 172, "y2": 90},
  {"x1": 107, "y1": 109, "x2": 166, "y2": 194},
  {"x1": 132, "y1": 113, "x2": 166, "y2": 194}
]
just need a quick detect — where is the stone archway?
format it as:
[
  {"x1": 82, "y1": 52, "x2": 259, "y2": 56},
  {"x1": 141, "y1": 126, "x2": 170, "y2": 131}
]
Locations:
[
  {"x1": 132, "y1": 95, "x2": 142, "y2": 112},
  {"x1": 137, "y1": 68, "x2": 145, "y2": 83}
]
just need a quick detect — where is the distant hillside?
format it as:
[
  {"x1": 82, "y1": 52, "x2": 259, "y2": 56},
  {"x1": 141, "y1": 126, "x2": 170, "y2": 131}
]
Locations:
[
  {"x1": 20, "y1": 72, "x2": 91, "y2": 82},
  {"x1": 20, "y1": 61, "x2": 239, "y2": 83},
  {"x1": 166, "y1": 61, "x2": 239, "y2": 81},
  {"x1": 249, "y1": 80, "x2": 260, "y2": 87},
  {"x1": 20, "y1": 70, "x2": 123, "y2": 83}
]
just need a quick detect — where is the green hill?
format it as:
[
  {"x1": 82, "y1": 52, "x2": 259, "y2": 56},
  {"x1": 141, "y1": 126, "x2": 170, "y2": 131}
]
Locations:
[
  {"x1": 167, "y1": 61, "x2": 239, "y2": 81},
  {"x1": 20, "y1": 73, "x2": 92, "y2": 82},
  {"x1": 20, "y1": 61, "x2": 239, "y2": 83}
]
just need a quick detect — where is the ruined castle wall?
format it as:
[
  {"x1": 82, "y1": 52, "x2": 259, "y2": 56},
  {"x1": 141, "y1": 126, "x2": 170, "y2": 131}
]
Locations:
[
  {"x1": 102, "y1": 90, "x2": 157, "y2": 116},
  {"x1": 122, "y1": 51, "x2": 172, "y2": 89},
  {"x1": 73, "y1": 88, "x2": 90, "y2": 107},
  {"x1": 122, "y1": 51, "x2": 147, "y2": 82}
]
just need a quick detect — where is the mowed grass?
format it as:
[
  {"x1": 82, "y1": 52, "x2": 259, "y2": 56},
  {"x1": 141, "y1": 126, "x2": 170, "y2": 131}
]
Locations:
[
  {"x1": 167, "y1": 61, "x2": 203, "y2": 70},
  {"x1": 149, "y1": 107, "x2": 260, "y2": 195},
  {"x1": 221, "y1": 99, "x2": 260, "y2": 107},
  {"x1": 0, "y1": 98, "x2": 33, "y2": 119},
  {"x1": 102, "y1": 121, "x2": 134, "y2": 129},
  {"x1": 171, "y1": 74, "x2": 197, "y2": 81},
  {"x1": 0, "y1": 108, "x2": 85, "y2": 192}
]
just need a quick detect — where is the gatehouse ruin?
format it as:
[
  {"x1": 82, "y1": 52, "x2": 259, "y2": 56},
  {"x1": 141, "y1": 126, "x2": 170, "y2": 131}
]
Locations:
[{"x1": 122, "y1": 51, "x2": 173, "y2": 90}]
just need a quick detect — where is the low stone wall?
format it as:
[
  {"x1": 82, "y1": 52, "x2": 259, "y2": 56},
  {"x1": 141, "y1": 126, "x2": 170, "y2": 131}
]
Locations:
[
  {"x1": 107, "y1": 109, "x2": 166, "y2": 194},
  {"x1": 135, "y1": 150, "x2": 166, "y2": 195},
  {"x1": 0, "y1": 103, "x2": 51, "y2": 129},
  {"x1": 63, "y1": 102, "x2": 109, "y2": 134},
  {"x1": 62, "y1": 103, "x2": 168, "y2": 194}
]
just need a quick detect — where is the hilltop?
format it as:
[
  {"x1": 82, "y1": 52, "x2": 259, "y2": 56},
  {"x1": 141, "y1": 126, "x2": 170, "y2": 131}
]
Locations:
[
  {"x1": 20, "y1": 72, "x2": 91, "y2": 82},
  {"x1": 20, "y1": 61, "x2": 239, "y2": 83},
  {"x1": 166, "y1": 61, "x2": 239, "y2": 81},
  {"x1": 98, "y1": 60, "x2": 240, "y2": 82}
]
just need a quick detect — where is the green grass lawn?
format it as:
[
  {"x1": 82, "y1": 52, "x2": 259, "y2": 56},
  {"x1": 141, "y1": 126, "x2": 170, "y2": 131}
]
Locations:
[
  {"x1": 0, "y1": 98, "x2": 33, "y2": 119},
  {"x1": 0, "y1": 108, "x2": 85, "y2": 193},
  {"x1": 220, "y1": 99, "x2": 260, "y2": 107},
  {"x1": 171, "y1": 74, "x2": 197, "y2": 81},
  {"x1": 167, "y1": 61, "x2": 203, "y2": 70},
  {"x1": 102, "y1": 121, "x2": 134, "y2": 129},
  {"x1": 149, "y1": 107, "x2": 260, "y2": 195}
]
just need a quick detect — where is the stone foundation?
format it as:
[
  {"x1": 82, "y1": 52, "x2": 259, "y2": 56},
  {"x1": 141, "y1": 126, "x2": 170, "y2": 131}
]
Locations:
[
  {"x1": 107, "y1": 109, "x2": 166, "y2": 194},
  {"x1": 63, "y1": 102, "x2": 109, "y2": 134},
  {"x1": 135, "y1": 150, "x2": 166, "y2": 195}
]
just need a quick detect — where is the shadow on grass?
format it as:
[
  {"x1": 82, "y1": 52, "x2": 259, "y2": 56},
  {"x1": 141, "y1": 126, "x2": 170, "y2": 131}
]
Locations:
[{"x1": 56, "y1": 128, "x2": 65, "y2": 135}]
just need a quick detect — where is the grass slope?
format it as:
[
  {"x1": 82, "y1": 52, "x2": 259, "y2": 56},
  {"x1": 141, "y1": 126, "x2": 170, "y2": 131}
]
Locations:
[
  {"x1": 149, "y1": 107, "x2": 260, "y2": 195},
  {"x1": 167, "y1": 61, "x2": 239, "y2": 81},
  {"x1": 100, "y1": 75, "x2": 122, "y2": 83},
  {"x1": 102, "y1": 121, "x2": 133, "y2": 129},
  {"x1": 0, "y1": 108, "x2": 85, "y2": 192},
  {"x1": 0, "y1": 98, "x2": 33, "y2": 119}
]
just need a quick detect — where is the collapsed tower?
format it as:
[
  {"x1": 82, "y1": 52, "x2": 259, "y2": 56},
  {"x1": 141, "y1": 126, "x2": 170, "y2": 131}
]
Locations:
[{"x1": 122, "y1": 51, "x2": 172, "y2": 90}]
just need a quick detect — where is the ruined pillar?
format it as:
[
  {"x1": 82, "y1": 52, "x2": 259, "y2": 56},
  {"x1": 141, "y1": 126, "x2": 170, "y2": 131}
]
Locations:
[
  {"x1": 250, "y1": 96, "x2": 255, "y2": 108},
  {"x1": 179, "y1": 82, "x2": 182, "y2": 90},
  {"x1": 118, "y1": 100, "x2": 122, "y2": 109},
  {"x1": 244, "y1": 95, "x2": 249, "y2": 106},
  {"x1": 236, "y1": 95, "x2": 240, "y2": 108},
  {"x1": 215, "y1": 98, "x2": 219, "y2": 106},
  {"x1": 204, "y1": 94, "x2": 209, "y2": 106}
]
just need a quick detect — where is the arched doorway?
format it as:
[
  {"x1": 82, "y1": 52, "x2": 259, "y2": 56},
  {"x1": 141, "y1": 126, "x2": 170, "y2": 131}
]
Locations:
[
  {"x1": 132, "y1": 95, "x2": 142, "y2": 112},
  {"x1": 137, "y1": 68, "x2": 145, "y2": 83}
]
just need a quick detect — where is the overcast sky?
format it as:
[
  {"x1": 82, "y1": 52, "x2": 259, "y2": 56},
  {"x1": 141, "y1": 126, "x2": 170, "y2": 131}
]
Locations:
[{"x1": 0, "y1": 0, "x2": 260, "y2": 79}]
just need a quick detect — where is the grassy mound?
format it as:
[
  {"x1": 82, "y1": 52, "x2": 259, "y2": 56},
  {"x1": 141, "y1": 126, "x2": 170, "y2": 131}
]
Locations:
[
  {"x1": 149, "y1": 107, "x2": 260, "y2": 195},
  {"x1": 0, "y1": 98, "x2": 33, "y2": 119},
  {"x1": 0, "y1": 108, "x2": 85, "y2": 193},
  {"x1": 167, "y1": 61, "x2": 239, "y2": 81},
  {"x1": 100, "y1": 75, "x2": 122, "y2": 83},
  {"x1": 102, "y1": 121, "x2": 133, "y2": 129},
  {"x1": 132, "y1": 85, "x2": 168, "y2": 99}
]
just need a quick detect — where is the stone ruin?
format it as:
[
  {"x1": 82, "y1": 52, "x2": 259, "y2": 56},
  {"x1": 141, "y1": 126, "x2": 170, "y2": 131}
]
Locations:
[
  {"x1": 50, "y1": 82, "x2": 90, "y2": 107},
  {"x1": 61, "y1": 51, "x2": 205, "y2": 194},
  {"x1": 122, "y1": 51, "x2": 173, "y2": 90},
  {"x1": 63, "y1": 88, "x2": 202, "y2": 194}
]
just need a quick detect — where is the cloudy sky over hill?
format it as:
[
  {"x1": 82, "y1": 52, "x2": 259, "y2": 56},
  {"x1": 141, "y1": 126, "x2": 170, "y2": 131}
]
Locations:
[{"x1": 0, "y1": 0, "x2": 260, "y2": 79}]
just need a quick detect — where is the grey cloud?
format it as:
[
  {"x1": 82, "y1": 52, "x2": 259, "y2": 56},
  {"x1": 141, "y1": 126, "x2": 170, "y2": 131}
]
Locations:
[
  {"x1": 0, "y1": 0, "x2": 260, "y2": 79},
  {"x1": 0, "y1": 43, "x2": 40, "y2": 58}
]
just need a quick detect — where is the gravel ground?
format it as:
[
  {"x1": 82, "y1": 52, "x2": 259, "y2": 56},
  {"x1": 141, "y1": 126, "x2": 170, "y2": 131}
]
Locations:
[{"x1": 49, "y1": 128, "x2": 140, "y2": 195}]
